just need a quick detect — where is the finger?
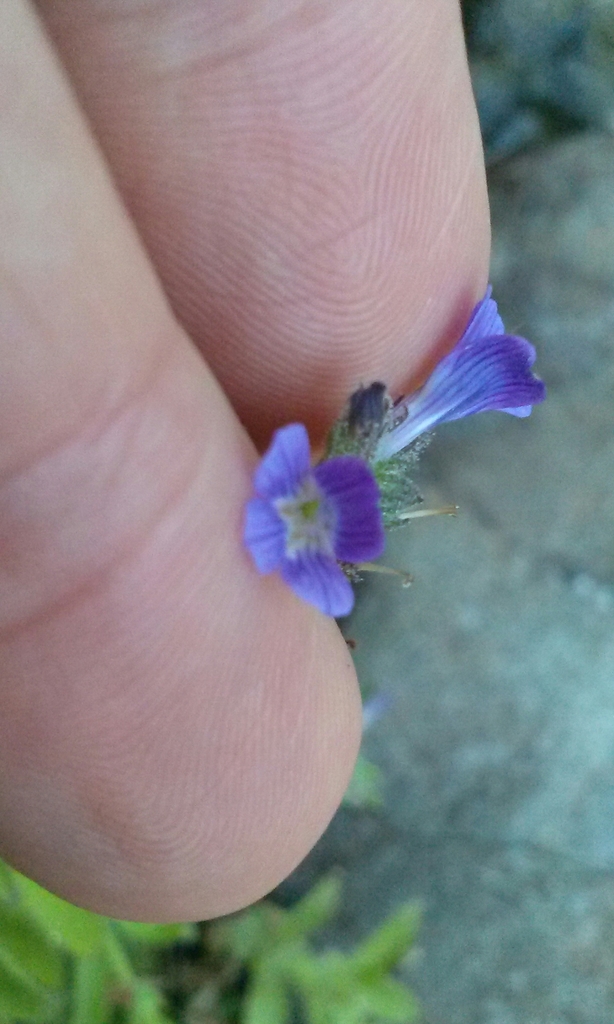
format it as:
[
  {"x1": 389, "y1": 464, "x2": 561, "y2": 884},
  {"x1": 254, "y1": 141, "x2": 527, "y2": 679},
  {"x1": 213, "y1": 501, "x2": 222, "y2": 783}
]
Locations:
[
  {"x1": 0, "y1": 0, "x2": 361, "y2": 921},
  {"x1": 36, "y1": 0, "x2": 490, "y2": 446}
]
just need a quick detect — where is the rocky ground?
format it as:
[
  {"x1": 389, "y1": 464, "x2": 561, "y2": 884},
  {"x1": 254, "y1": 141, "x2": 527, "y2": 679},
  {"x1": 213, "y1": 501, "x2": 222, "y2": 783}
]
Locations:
[{"x1": 286, "y1": 133, "x2": 614, "y2": 1023}]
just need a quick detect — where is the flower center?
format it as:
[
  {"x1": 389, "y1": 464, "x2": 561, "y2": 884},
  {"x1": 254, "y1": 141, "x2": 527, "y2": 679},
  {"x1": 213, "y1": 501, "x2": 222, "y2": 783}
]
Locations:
[
  {"x1": 275, "y1": 476, "x2": 336, "y2": 558},
  {"x1": 299, "y1": 498, "x2": 319, "y2": 520}
]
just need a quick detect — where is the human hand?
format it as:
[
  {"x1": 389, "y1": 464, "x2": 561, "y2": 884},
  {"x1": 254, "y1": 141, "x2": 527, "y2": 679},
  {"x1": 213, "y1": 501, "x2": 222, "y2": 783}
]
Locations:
[{"x1": 0, "y1": 0, "x2": 489, "y2": 920}]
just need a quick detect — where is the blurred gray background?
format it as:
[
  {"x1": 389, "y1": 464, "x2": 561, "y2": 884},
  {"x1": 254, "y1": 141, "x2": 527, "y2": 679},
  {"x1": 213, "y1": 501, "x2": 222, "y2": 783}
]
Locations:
[{"x1": 283, "y1": 2, "x2": 614, "y2": 1022}]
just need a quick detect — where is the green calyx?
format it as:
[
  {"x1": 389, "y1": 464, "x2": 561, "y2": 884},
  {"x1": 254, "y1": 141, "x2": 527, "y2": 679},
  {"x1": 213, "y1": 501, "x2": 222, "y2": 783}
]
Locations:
[{"x1": 325, "y1": 382, "x2": 429, "y2": 530}]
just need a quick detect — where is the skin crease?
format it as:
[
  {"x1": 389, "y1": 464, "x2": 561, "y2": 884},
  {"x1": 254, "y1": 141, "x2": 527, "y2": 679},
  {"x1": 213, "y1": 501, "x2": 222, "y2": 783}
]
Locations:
[{"x1": 0, "y1": 0, "x2": 490, "y2": 920}]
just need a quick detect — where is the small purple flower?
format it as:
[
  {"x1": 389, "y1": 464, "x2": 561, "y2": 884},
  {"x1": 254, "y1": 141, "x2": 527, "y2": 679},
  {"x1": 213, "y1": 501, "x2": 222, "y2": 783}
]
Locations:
[
  {"x1": 362, "y1": 692, "x2": 393, "y2": 732},
  {"x1": 244, "y1": 423, "x2": 384, "y2": 617},
  {"x1": 376, "y1": 286, "x2": 546, "y2": 459}
]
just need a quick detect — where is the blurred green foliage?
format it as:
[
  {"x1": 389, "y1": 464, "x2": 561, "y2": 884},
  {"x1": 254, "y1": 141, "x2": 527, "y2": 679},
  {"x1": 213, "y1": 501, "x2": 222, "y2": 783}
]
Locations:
[
  {"x1": 0, "y1": 858, "x2": 193, "y2": 1023},
  {"x1": 0, "y1": 860, "x2": 419, "y2": 1024},
  {"x1": 203, "y1": 875, "x2": 420, "y2": 1024},
  {"x1": 343, "y1": 754, "x2": 384, "y2": 811}
]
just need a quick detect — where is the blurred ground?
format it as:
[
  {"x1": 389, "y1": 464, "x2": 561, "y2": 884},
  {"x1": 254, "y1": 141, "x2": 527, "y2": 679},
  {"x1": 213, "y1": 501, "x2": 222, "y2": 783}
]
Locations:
[
  {"x1": 463, "y1": 0, "x2": 614, "y2": 162},
  {"x1": 284, "y1": 128, "x2": 614, "y2": 1024}
]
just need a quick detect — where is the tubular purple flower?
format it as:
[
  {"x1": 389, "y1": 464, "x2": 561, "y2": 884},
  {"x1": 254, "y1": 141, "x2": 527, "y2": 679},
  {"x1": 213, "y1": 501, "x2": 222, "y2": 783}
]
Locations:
[
  {"x1": 376, "y1": 287, "x2": 546, "y2": 460},
  {"x1": 244, "y1": 424, "x2": 384, "y2": 617}
]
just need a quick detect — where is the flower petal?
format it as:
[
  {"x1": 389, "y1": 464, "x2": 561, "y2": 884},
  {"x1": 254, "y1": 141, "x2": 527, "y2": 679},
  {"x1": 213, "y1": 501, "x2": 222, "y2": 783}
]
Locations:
[
  {"x1": 244, "y1": 497, "x2": 287, "y2": 572},
  {"x1": 501, "y1": 404, "x2": 532, "y2": 417},
  {"x1": 378, "y1": 332, "x2": 545, "y2": 458},
  {"x1": 462, "y1": 285, "x2": 505, "y2": 343},
  {"x1": 280, "y1": 551, "x2": 355, "y2": 617},
  {"x1": 314, "y1": 456, "x2": 385, "y2": 563},
  {"x1": 254, "y1": 423, "x2": 311, "y2": 500}
]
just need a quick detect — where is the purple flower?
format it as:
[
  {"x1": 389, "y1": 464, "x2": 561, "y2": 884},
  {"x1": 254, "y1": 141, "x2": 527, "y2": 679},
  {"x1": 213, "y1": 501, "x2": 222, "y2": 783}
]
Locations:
[
  {"x1": 362, "y1": 692, "x2": 393, "y2": 732},
  {"x1": 244, "y1": 424, "x2": 384, "y2": 617},
  {"x1": 376, "y1": 286, "x2": 546, "y2": 459}
]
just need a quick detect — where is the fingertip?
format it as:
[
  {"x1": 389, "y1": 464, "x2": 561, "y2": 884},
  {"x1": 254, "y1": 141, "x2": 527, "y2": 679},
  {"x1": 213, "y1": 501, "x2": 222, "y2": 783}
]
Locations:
[{"x1": 38, "y1": 0, "x2": 490, "y2": 446}]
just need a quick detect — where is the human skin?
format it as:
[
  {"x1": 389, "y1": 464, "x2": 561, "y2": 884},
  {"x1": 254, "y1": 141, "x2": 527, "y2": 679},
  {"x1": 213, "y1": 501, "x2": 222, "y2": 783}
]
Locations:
[{"x1": 0, "y1": 0, "x2": 489, "y2": 921}]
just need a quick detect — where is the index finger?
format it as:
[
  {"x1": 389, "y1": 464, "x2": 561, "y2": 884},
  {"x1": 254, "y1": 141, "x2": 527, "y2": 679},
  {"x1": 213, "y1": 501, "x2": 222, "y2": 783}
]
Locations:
[{"x1": 37, "y1": 0, "x2": 490, "y2": 446}]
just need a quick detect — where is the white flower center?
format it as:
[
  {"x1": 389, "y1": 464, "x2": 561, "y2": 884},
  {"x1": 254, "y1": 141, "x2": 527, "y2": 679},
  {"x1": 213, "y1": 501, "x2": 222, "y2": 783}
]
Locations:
[{"x1": 275, "y1": 476, "x2": 336, "y2": 558}]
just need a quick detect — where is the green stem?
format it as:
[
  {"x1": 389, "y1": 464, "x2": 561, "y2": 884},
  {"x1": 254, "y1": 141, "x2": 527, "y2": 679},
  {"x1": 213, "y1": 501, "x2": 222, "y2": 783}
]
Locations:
[
  {"x1": 69, "y1": 958, "x2": 105, "y2": 1024},
  {"x1": 103, "y1": 926, "x2": 135, "y2": 989}
]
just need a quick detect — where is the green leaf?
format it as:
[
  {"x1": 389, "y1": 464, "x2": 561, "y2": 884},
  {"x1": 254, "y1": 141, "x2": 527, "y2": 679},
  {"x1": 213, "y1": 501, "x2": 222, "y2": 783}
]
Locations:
[
  {"x1": 352, "y1": 904, "x2": 420, "y2": 979},
  {"x1": 116, "y1": 920, "x2": 198, "y2": 947},
  {"x1": 292, "y1": 947, "x2": 347, "y2": 985},
  {"x1": 128, "y1": 981, "x2": 173, "y2": 1024},
  {"x1": 209, "y1": 904, "x2": 269, "y2": 962},
  {"x1": 0, "y1": 901, "x2": 65, "y2": 989},
  {"x1": 0, "y1": 860, "x2": 15, "y2": 898},
  {"x1": 0, "y1": 949, "x2": 50, "y2": 1021},
  {"x1": 291, "y1": 951, "x2": 355, "y2": 1024},
  {"x1": 294, "y1": 986, "x2": 329, "y2": 1024},
  {"x1": 359, "y1": 977, "x2": 420, "y2": 1022},
  {"x1": 279, "y1": 876, "x2": 341, "y2": 941},
  {"x1": 343, "y1": 756, "x2": 384, "y2": 809},
  {"x1": 14, "y1": 874, "x2": 108, "y2": 956},
  {"x1": 333, "y1": 1005, "x2": 369, "y2": 1024},
  {"x1": 243, "y1": 969, "x2": 289, "y2": 1024},
  {"x1": 69, "y1": 957, "x2": 110, "y2": 1024}
]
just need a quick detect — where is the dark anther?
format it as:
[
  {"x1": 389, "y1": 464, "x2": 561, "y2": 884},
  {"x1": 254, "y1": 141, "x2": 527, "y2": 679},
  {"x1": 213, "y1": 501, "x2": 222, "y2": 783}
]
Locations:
[{"x1": 347, "y1": 382, "x2": 389, "y2": 436}]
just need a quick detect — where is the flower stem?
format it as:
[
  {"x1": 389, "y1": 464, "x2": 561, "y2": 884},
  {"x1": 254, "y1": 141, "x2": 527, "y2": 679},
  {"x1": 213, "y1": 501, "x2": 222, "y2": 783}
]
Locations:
[
  {"x1": 396, "y1": 505, "x2": 458, "y2": 521},
  {"x1": 355, "y1": 563, "x2": 413, "y2": 587}
]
